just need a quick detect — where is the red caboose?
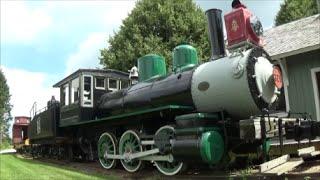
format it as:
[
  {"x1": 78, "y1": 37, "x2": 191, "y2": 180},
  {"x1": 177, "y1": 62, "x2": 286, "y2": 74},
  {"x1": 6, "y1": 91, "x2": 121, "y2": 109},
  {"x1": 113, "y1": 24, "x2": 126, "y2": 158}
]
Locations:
[{"x1": 12, "y1": 116, "x2": 30, "y2": 148}]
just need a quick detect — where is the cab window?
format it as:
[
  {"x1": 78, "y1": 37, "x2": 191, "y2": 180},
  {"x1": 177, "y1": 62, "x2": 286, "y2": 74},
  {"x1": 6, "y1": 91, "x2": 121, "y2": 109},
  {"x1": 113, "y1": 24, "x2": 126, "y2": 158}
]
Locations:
[
  {"x1": 95, "y1": 77, "x2": 105, "y2": 90},
  {"x1": 71, "y1": 78, "x2": 79, "y2": 104},
  {"x1": 108, "y1": 78, "x2": 118, "y2": 91},
  {"x1": 120, "y1": 80, "x2": 129, "y2": 89},
  {"x1": 62, "y1": 84, "x2": 69, "y2": 106},
  {"x1": 82, "y1": 75, "x2": 93, "y2": 107}
]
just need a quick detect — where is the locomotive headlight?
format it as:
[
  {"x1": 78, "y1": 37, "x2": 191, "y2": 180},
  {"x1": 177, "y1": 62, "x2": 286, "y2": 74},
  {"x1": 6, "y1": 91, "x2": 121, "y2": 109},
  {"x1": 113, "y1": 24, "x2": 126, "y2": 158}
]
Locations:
[{"x1": 250, "y1": 15, "x2": 263, "y2": 36}]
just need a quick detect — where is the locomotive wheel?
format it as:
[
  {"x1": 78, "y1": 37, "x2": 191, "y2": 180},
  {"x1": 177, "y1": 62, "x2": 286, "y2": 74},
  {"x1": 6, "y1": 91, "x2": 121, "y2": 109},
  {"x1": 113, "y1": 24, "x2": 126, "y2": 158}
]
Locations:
[
  {"x1": 119, "y1": 130, "x2": 143, "y2": 173},
  {"x1": 154, "y1": 126, "x2": 184, "y2": 176},
  {"x1": 98, "y1": 132, "x2": 117, "y2": 169}
]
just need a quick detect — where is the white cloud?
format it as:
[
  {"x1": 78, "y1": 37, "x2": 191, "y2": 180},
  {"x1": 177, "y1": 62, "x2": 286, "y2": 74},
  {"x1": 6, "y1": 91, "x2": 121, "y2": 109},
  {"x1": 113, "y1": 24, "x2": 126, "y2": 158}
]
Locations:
[
  {"x1": 101, "y1": 1, "x2": 136, "y2": 28},
  {"x1": 65, "y1": 32, "x2": 106, "y2": 75},
  {"x1": 0, "y1": 1, "x2": 52, "y2": 43},
  {"x1": 2, "y1": 66, "x2": 59, "y2": 118},
  {"x1": 64, "y1": 1, "x2": 136, "y2": 75}
]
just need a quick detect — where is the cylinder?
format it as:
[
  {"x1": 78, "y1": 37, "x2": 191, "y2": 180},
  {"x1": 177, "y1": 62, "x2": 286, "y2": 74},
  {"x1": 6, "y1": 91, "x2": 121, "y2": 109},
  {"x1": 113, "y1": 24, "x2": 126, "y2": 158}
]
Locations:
[
  {"x1": 172, "y1": 139, "x2": 203, "y2": 162},
  {"x1": 205, "y1": 9, "x2": 225, "y2": 60},
  {"x1": 172, "y1": 130, "x2": 224, "y2": 164}
]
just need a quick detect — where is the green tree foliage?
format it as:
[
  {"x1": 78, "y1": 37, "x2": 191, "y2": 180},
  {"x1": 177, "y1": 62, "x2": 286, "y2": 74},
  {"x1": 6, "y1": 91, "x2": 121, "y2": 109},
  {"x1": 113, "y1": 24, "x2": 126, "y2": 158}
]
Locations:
[
  {"x1": 275, "y1": 0, "x2": 318, "y2": 26},
  {"x1": 0, "y1": 69, "x2": 12, "y2": 149},
  {"x1": 100, "y1": 0, "x2": 210, "y2": 71}
]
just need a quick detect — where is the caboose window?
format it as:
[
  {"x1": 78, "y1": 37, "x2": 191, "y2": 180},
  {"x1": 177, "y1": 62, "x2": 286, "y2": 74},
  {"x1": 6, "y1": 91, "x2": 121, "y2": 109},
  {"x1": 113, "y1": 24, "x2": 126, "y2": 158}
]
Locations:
[
  {"x1": 71, "y1": 78, "x2": 79, "y2": 104},
  {"x1": 108, "y1": 78, "x2": 118, "y2": 91},
  {"x1": 82, "y1": 75, "x2": 93, "y2": 107},
  {"x1": 95, "y1": 77, "x2": 105, "y2": 90}
]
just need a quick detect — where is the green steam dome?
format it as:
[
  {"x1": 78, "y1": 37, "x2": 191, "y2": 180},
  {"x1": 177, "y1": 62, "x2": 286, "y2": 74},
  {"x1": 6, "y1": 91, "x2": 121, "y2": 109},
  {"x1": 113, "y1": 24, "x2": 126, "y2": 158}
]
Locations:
[
  {"x1": 172, "y1": 44, "x2": 198, "y2": 72},
  {"x1": 138, "y1": 54, "x2": 167, "y2": 82}
]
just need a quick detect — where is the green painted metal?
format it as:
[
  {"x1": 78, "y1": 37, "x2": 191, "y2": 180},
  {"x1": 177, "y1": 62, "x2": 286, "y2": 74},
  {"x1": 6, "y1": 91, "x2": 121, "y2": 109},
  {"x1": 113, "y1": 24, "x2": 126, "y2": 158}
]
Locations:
[
  {"x1": 286, "y1": 50, "x2": 320, "y2": 121},
  {"x1": 98, "y1": 133, "x2": 116, "y2": 169},
  {"x1": 175, "y1": 127, "x2": 218, "y2": 135},
  {"x1": 119, "y1": 130, "x2": 142, "y2": 172},
  {"x1": 200, "y1": 130, "x2": 224, "y2": 164},
  {"x1": 59, "y1": 105, "x2": 194, "y2": 127},
  {"x1": 154, "y1": 126, "x2": 184, "y2": 175},
  {"x1": 138, "y1": 54, "x2": 167, "y2": 82},
  {"x1": 262, "y1": 138, "x2": 271, "y2": 161},
  {"x1": 173, "y1": 44, "x2": 198, "y2": 72},
  {"x1": 175, "y1": 113, "x2": 219, "y2": 121}
]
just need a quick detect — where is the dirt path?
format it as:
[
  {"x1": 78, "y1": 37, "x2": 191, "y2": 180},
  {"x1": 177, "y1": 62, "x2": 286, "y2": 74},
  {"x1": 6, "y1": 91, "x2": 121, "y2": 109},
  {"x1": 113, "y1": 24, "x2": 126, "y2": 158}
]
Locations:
[{"x1": 18, "y1": 155, "x2": 320, "y2": 179}]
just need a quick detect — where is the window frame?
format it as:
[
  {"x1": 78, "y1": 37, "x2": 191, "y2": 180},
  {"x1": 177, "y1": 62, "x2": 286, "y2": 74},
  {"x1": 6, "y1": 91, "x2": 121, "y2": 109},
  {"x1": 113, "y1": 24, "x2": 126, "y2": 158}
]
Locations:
[
  {"x1": 81, "y1": 75, "x2": 93, "y2": 107},
  {"x1": 311, "y1": 67, "x2": 320, "y2": 121},
  {"x1": 108, "y1": 78, "x2": 119, "y2": 91},
  {"x1": 95, "y1": 76, "x2": 106, "y2": 90},
  {"x1": 120, "y1": 79, "x2": 130, "y2": 89},
  {"x1": 62, "y1": 83, "x2": 69, "y2": 106},
  {"x1": 71, "y1": 77, "x2": 80, "y2": 104}
]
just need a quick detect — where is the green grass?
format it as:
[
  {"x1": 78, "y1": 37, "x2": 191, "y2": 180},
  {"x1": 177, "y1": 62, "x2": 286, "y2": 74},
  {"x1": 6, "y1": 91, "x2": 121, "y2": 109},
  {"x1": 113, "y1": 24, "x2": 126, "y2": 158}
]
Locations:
[
  {"x1": 0, "y1": 140, "x2": 12, "y2": 150},
  {"x1": 0, "y1": 154, "x2": 118, "y2": 180}
]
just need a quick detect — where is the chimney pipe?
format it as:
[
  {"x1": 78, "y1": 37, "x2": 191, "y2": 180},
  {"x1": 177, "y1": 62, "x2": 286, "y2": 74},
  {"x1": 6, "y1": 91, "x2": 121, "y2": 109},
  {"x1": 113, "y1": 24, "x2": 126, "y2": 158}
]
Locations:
[{"x1": 205, "y1": 9, "x2": 226, "y2": 60}]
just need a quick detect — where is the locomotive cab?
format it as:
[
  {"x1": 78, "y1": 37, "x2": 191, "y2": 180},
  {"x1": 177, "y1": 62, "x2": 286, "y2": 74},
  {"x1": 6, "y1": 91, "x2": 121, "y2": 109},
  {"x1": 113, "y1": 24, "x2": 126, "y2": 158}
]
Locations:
[{"x1": 53, "y1": 69, "x2": 129, "y2": 126}]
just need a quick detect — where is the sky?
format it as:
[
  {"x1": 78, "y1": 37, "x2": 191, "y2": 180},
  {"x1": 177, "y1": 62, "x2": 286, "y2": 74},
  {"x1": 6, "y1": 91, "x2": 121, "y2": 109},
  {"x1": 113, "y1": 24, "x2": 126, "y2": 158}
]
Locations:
[{"x1": 0, "y1": 0, "x2": 283, "y2": 135}]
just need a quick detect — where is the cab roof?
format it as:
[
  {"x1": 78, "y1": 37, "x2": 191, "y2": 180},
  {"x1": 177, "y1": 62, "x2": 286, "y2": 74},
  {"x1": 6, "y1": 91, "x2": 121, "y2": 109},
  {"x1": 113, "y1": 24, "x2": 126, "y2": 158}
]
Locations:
[{"x1": 53, "y1": 68, "x2": 129, "y2": 88}]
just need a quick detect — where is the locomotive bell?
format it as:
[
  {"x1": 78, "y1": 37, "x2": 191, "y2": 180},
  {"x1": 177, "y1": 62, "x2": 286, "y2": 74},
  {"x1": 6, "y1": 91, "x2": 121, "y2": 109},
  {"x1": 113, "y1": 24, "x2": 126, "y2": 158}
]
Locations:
[{"x1": 129, "y1": 66, "x2": 139, "y2": 84}]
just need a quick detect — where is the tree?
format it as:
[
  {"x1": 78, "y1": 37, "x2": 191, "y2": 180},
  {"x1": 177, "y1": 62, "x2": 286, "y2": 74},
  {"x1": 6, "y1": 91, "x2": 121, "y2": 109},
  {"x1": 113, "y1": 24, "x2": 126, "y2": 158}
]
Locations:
[
  {"x1": 275, "y1": 0, "x2": 318, "y2": 26},
  {"x1": 100, "y1": 0, "x2": 210, "y2": 71},
  {"x1": 0, "y1": 69, "x2": 12, "y2": 149}
]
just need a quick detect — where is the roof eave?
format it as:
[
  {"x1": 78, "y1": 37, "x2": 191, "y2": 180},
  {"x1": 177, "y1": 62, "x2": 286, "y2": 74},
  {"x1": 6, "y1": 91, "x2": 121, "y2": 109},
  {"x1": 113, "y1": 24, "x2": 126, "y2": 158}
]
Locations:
[{"x1": 270, "y1": 44, "x2": 320, "y2": 60}]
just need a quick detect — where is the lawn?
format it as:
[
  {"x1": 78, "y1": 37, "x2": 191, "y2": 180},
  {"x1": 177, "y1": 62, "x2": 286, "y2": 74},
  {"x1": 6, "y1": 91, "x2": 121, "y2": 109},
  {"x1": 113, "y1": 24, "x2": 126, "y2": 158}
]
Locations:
[{"x1": 0, "y1": 154, "x2": 117, "y2": 180}]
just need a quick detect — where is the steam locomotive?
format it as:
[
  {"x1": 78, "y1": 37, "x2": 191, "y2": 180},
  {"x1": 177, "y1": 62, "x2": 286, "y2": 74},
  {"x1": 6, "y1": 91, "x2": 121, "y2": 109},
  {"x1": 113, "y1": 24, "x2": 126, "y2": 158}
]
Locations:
[{"x1": 16, "y1": 2, "x2": 319, "y2": 176}]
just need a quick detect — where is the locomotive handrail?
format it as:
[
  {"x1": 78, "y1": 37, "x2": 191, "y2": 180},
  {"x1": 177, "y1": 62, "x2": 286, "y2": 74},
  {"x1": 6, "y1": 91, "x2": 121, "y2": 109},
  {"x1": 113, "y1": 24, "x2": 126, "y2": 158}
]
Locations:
[
  {"x1": 29, "y1": 102, "x2": 48, "y2": 121},
  {"x1": 29, "y1": 102, "x2": 37, "y2": 121}
]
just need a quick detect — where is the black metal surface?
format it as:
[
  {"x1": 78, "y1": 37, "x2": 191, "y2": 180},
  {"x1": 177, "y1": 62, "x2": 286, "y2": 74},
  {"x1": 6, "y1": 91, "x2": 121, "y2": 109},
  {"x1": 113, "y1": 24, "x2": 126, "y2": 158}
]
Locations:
[
  {"x1": 205, "y1": 9, "x2": 225, "y2": 60},
  {"x1": 278, "y1": 118, "x2": 283, "y2": 155},
  {"x1": 98, "y1": 70, "x2": 194, "y2": 116},
  {"x1": 171, "y1": 138, "x2": 202, "y2": 162},
  {"x1": 29, "y1": 102, "x2": 60, "y2": 143},
  {"x1": 154, "y1": 130, "x2": 173, "y2": 154},
  {"x1": 176, "y1": 119, "x2": 219, "y2": 128},
  {"x1": 246, "y1": 47, "x2": 280, "y2": 112},
  {"x1": 284, "y1": 120, "x2": 320, "y2": 141}
]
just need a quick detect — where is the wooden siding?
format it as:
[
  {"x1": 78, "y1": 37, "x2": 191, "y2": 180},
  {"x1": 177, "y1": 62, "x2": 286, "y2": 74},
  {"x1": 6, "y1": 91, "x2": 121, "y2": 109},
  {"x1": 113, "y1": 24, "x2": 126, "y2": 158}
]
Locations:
[{"x1": 286, "y1": 49, "x2": 320, "y2": 120}]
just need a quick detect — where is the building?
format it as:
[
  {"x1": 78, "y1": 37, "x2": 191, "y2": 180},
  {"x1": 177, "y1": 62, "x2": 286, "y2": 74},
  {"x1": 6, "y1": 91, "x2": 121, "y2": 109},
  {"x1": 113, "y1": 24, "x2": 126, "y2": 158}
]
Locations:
[{"x1": 264, "y1": 14, "x2": 320, "y2": 120}]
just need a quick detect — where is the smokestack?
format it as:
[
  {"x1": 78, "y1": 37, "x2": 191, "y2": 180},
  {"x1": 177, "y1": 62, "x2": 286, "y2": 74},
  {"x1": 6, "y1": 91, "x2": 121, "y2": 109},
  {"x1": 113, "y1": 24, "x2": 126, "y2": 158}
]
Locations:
[{"x1": 205, "y1": 9, "x2": 226, "y2": 60}]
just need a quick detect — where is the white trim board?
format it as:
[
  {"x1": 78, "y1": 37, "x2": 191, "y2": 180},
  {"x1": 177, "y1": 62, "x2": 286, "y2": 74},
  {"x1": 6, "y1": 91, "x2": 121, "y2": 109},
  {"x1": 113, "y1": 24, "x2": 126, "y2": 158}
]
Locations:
[
  {"x1": 271, "y1": 45, "x2": 320, "y2": 60},
  {"x1": 278, "y1": 58, "x2": 290, "y2": 111},
  {"x1": 311, "y1": 67, "x2": 320, "y2": 121}
]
